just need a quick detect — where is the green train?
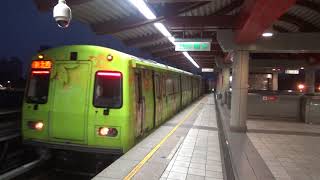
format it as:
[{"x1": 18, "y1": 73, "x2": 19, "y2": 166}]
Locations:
[{"x1": 22, "y1": 45, "x2": 201, "y2": 154}]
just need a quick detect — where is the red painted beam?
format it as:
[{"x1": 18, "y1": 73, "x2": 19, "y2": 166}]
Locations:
[{"x1": 235, "y1": 0, "x2": 296, "y2": 44}]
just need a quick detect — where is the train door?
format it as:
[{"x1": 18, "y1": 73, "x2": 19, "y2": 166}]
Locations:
[
  {"x1": 49, "y1": 62, "x2": 90, "y2": 143},
  {"x1": 135, "y1": 69, "x2": 155, "y2": 137},
  {"x1": 134, "y1": 70, "x2": 144, "y2": 137},
  {"x1": 179, "y1": 75, "x2": 182, "y2": 109},
  {"x1": 154, "y1": 72, "x2": 162, "y2": 126}
]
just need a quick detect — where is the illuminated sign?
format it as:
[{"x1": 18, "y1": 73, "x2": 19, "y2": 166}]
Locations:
[
  {"x1": 31, "y1": 61, "x2": 52, "y2": 69},
  {"x1": 285, "y1": 69, "x2": 299, "y2": 74},
  {"x1": 175, "y1": 42, "x2": 211, "y2": 51},
  {"x1": 262, "y1": 96, "x2": 278, "y2": 102},
  {"x1": 201, "y1": 68, "x2": 214, "y2": 72}
]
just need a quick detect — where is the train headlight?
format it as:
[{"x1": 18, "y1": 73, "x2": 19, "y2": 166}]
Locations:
[
  {"x1": 99, "y1": 127, "x2": 109, "y2": 136},
  {"x1": 28, "y1": 121, "x2": 44, "y2": 131},
  {"x1": 98, "y1": 127, "x2": 118, "y2": 137}
]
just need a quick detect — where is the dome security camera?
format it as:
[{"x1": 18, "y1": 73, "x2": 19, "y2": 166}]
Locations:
[{"x1": 53, "y1": 0, "x2": 72, "y2": 28}]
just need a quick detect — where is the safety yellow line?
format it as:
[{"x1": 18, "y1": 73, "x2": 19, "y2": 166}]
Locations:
[{"x1": 124, "y1": 98, "x2": 204, "y2": 180}]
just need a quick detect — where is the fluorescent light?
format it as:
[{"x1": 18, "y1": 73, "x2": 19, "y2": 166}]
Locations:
[
  {"x1": 183, "y1": 52, "x2": 200, "y2": 68},
  {"x1": 285, "y1": 69, "x2": 299, "y2": 74},
  {"x1": 262, "y1": 32, "x2": 273, "y2": 37},
  {"x1": 168, "y1": 36, "x2": 175, "y2": 44},
  {"x1": 154, "y1": 23, "x2": 172, "y2": 37},
  {"x1": 202, "y1": 68, "x2": 214, "y2": 72},
  {"x1": 267, "y1": 74, "x2": 272, "y2": 79},
  {"x1": 129, "y1": 1, "x2": 197, "y2": 69},
  {"x1": 129, "y1": 0, "x2": 156, "y2": 20}
]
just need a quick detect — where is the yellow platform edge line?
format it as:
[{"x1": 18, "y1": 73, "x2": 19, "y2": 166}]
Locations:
[{"x1": 124, "y1": 98, "x2": 205, "y2": 180}]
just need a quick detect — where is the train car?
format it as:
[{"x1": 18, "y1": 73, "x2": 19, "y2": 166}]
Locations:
[{"x1": 22, "y1": 45, "x2": 201, "y2": 155}]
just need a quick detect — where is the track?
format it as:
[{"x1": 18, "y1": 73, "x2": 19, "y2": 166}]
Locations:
[
  {"x1": 0, "y1": 110, "x2": 37, "y2": 175},
  {"x1": 11, "y1": 150, "x2": 119, "y2": 180}
]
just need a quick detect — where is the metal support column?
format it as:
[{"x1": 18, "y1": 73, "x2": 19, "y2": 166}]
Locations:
[
  {"x1": 216, "y1": 71, "x2": 223, "y2": 99},
  {"x1": 272, "y1": 72, "x2": 278, "y2": 91}
]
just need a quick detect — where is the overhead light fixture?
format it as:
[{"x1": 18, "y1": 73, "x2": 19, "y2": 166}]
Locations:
[
  {"x1": 129, "y1": 0, "x2": 199, "y2": 69},
  {"x1": 262, "y1": 32, "x2": 273, "y2": 37},
  {"x1": 285, "y1": 69, "x2": 299, "y2": 74},
  {"x1": 202, "y1": 68, "x2": 214, "y2": 72},
  {"x1": 154, "y1": 23, "x2": 172, "y2": 37},
  {"x1": 183, "y1": 52, "x2": 200, "y2": 68},
  {"x1": 128, "y1": 0, "x2": 156, "y2": 20},
  {"x1": 168, "y1": 36, "x2": 175, "y2": 44},
  {"x1": 267, "y1": 74, "x2": 272, "y2": 79},
  {"x1": 300, "y1": 67, "x2": 304, "y2": 70}
]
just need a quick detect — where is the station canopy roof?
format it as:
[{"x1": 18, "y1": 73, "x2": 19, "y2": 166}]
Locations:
[{"x1": 34, "y1": 0, "x2": 320, "y2": 71}]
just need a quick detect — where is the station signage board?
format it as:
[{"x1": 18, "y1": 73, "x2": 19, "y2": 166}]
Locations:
[
  {"x1": 202, "y1": 68, "x2": 214, "y2": 72},
  {"x1": 175, "y1": 41, "x2": 211, "y2": 52},
  {"x1": 285, "y1": 69, "x2": 299, "y2": 74},
  {"x1": 262, "y1": 96, "x2": 278, "y2": 102}
]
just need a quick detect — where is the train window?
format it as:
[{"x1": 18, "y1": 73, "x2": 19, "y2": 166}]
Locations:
[
  {"x1": 155, "y1": 74, "x2": 161, "y2": 98},
  {"x1": 26, "y1": 71, "x2": 50, "y2": 104},
  {"x1": 166, "y1": 77, "x2": 174, "y2": 95},
  {"x1": 93, "y1": 71, "x2": 122, "y2": 108}
]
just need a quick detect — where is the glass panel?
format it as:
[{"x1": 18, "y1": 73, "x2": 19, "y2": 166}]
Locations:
[
  {"x1": 26, "y1": 73, "x2": 50, "y2": 104},
  {"x1": 93, "y1": 71, "x2": 122, "y2": 108},
  {"x1": 249, "y1": 73, "x2": 272, "y2": 91}
]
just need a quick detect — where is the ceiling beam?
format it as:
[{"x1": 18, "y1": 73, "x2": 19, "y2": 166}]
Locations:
[
  {"x1": 296, "y1": 0, "x2": 320, "y2": 15},
  {"x1": 165, "y1": 15, "x2": 236, "y2": 30},
  {"x1": 279, "y1": 14, "x2": 320, "y2": 32},
  {"x1": 173, "y1": 31, "x2": 216, "y2": 38},
  {"x1": 124, "y1": 34, "x2": 167, "y2": 48},
  {"x1": 250, "y1": 53, "x2": 307, "y2": 60},
  {"x1": 234, "y1": 0, "x2": 296, "y2": 44},
  {"x1": 92, "y1": 1, "x2": 210, "y2": 35},
  {"x1": 33, "y1": 0, "x2": 92, "y2": 11},
  {"x1": 153, "y1": 51, "x2": 183, "y2": 58},
  {"x1": 213, "y1": 0, "x2": 243, "y2": 15},
  {"x1": 189, "y1": 51, "x2": 224, "y2": 56},
  {"x1": 146, "y1": 0, "x2": 212, "y2": 3},
  {"x1": 143, "y1": 42, "x2": 221, "y2": 54},
  {"x1": 141, "y1": 43, "x2": 174, "y2": 53},
  {"x1": 272, "y1": 25, "x2": 290, "y2": 33}
]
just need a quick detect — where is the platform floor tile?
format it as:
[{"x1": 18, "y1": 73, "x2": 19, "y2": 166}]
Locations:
[
  {"x1": 93, "y1": 95, "x2": 222, "y2": 180},
  {"x1": 161, "y1": 96, "x2": 223, "y2": 180},
  {"x1": 248, "y1": 120, "x2": 320, "y2": 180}
]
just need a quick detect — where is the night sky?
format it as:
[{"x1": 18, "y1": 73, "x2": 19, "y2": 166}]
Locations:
[{"x1": 0, "y1": 0, "x2": 161, "y2": 75}]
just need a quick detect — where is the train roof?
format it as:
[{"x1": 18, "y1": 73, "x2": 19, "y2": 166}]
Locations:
[{"x1": 39, "y1": 45, "x2": 200, "y2": 77}]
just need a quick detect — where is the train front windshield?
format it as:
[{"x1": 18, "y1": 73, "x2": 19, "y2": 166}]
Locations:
[
  {"x1": 26, "y1": 72, "x2": 50, "y2": 104},
  {"x1": 93, "y1": 71, "x2": 122, "y2": 108}
]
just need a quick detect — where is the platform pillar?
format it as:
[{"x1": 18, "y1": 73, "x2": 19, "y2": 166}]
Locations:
[
  {"x1": 272, "y1": 72, "x2": 278, "y2": 91},
  {"x1": 222, "y1": 67, "x2": 230, "y2": 104},
  {"x1": 216, "y1": 71, "x2": 223, "y2": 99},
  {"x1": 230, "y1": 50, "x2": 249, "y2": 132},
  {"x1": 305, "y1": 68, "x2": 315, "y2": 94}
]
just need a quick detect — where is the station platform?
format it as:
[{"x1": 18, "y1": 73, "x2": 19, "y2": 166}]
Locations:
[
  {"x1": 93, "y1": 94, "x2": 320, "y2": 180},
  {"x1": 218, "y1": 101, "x2": 320, "y2": 180},
  {"x1": 93, "y1": 94, "x2": 223, "y2": 180}
]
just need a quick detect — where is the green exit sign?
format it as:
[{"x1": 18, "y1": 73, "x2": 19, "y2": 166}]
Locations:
[{"x1": 175, "y1": 42, "x2": 211, "y2": 51}]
